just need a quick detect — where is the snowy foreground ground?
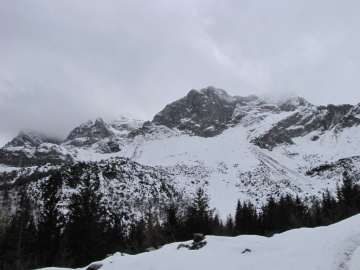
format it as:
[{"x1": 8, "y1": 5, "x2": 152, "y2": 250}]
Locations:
[{"x1": 40, "y1": 215, "x2": 360, "y2": 270}]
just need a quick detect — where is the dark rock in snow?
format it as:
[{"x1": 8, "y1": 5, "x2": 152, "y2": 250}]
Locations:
[
  {"x1": 66, "y1": 117, "x2": 115, "y2": 146},
  {"x1": 152, "y1": 86, "x2": 239, "y2": 137},
  {"x1": 251, "y1": 127, "x2": 294, "y2": 150},
  {"x1": 5, "y1": 131, "x2": 62, "y2": 148}
]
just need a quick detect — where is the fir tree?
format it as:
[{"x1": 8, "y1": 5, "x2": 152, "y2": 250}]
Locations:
[
  {"x1": 0, "y1": 189, "x2": 39, "y2": 270},
  {"x1": 37, "y1": 172, "x2": 64, "y2": 267},
  {"x1": 64, "y1": 172, "x2": 107, "y2": 267},
  {"x1": 184, "y1": 188, "x2": 214, "y2": 236},
  {"x1": 105, "y1": 209, "x2": 127, "y2": 255},
  {"x1": 225, "y1": 214, "x2": 235, "y2": 235},
  {"x1": 162, "y1": 203, "x2": 183, "y2": 242}
]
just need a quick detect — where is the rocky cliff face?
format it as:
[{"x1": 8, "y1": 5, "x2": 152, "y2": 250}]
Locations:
[
  {"x1": 151, "y1": 86, "x2": 358, "y2": 150},
  {"x1": 0, "y1": 118, "x2": 124, "y2": 167},
  {"x1": 1, "y1": 86, "x2": 360, "y2": 223},
  {"x1": 64, "y1": 117, "x2": 121, "y2": 153},
  {"x1": 152, "y1": 87, "x2": 237, "y2": 137},
  {"x1": 65, "y1": 118, "x2": 115, "y2": 146},
  {"x1": 0, "y1": 132, "x2": 65, "y2": 167},
  {"x1": 5, "y1": 131, "x2": 62, "y2": 148},
  {"x1": 1, "y1": 86, "x2": 360, "y2": 167}
]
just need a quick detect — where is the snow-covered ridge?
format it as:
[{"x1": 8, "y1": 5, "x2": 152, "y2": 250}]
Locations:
[
  {"x1": 1, "y1": 87, "x2": 360, "y2": 218},
  {"x1": 40, "y1": 214, "x2": 360, "y2": 270}
]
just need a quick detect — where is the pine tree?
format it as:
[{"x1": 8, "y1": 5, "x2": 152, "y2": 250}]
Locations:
[
  {"x1": 292, "y1": 194, "x2": 309, "y2": 227},
  {"x1": 184, "y1": 188, "x2": 214, "y2": 237},
  {"x1": 37, "y1": 172, "x2": 64, "y2": 267},
  {"x1": 211, "y1": 212, "x2": 224, "y2": 236},
  {"x1": 162, "y1": 203, "x2": 183, "y2": 242},
  {"x1": 338, "y1": 171, "x2": 360, "y2": 218},
  {"x1": 225, "y1": 214, "x2": 234, "y2": 235},
  {"x1": 0, "y1": 189, "x2": 39, "y2": 270},
  {"x1": 127, "y1": 218, "x2": 146, "y2": 253},
  {"x1": 321, "y1": 189, "x2": 339, "y2": 225},
  {"x1": 105, "y1": 209, "x2": 126, "y2": 255},
  {"x1": 262, "y1": 196, "x2": 278, "y2": 235},
  {"x1": 234, "y1": 199, "x2": 242, "y2": 234},
  {"x1": 64, "y1": 172, "x2": 107, "y2": 267}
]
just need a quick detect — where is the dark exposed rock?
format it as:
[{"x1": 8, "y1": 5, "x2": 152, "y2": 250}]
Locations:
[
  {"x1": 1, "y1": 87, "x2": 359, "y2": 168},
  {"x1": 127, "y1": 129, "x2": 145, "y2": 138},
  {"x1": 278, "y1": 96, "x2": 310, "y2": 112},
  {"x1": 141, "y1": 121, "x2": 152, "y2": 132},
  {"x1": 321, "y1": 104, "x2": 353, "y2": 130},
  {"x1": 256, "y1": 103, "x2": 353, "y2": 145},
  {"x1": 107, "y1": 140, "x2": 121, "y2": 153},
  {"x1": 177, "y1": 234, "x2": 207, "y2": 250},
  {"x1": 0, "y1": 146, "x2": 72, "y2": 167},
  {"x1": 0, "y1": 117, "x2": 121, "y2": 167},
  {"x1": 86, "y1": 263, "x2": 103, "y2": 270},
  {"x1": 150, "y1": 87, "x2": 358, "y2": 150},
  {"x1": 310, "y1": 135, "x2": 320, "y2": 141},
  {"x1": 5, "y1": 131, "x2": 62, "y2": 148},
  {"x1": 66, "y1": 117, "x2": 115, "y2": 146},
  {"x1": 152, "y1": 86, "x2": 240, "y2": 137},
  {"x1": 336, "y1": 103, "x2": 360, "y2": 130},
  {"x1": 251, "y1": 127, "x2": 294, "y2": 150},
  {"x1": 306, "y1": 156, "x2": 360, "y2": 179}
]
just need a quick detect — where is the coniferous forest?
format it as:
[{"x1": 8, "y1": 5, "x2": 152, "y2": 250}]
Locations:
[{"x1": 0, "y1": 172, "x2": 360, "y2": 269}]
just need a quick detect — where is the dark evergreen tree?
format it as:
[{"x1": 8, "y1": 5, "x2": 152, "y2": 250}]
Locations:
[
  {"x1": 337, "y1": 172, "x2": 360, "y2": 218},
  {"x1": 321, "y1": 189, "x2": 339, "y2": 225},
  {"x1": 37, "y1": 172, "x2": 64, "y2": 267},
  {"x1": 291, "y1": 194, "x2": 309, "y2": 227},
  {"x1": 308, "y1": 199, "x2": 322, "y2": 227},
  {"x1": 105, "y1": 209, "x2": 127, "y2": 255},
  {"x1": 211, "y1": 212, "x2": 224, "y2": 236},
  {"x1": 127, "y1": 218, "x2": 146, "y2": 254},
  {"x1": 162, "y1": 203, "x2": 183, "y2": 242},
  {"x1": 234, "y1": 199, "x2": 242, "y2": 234},
  {"x1": 224, "y1": 214, "x2": 235, "y2": 236},
  {"x1": 235, "y1": 200, "x2": 259, "y2": 235},
  {"x1": 184, "y1": 188, "x2": 214, "y2": 237},
  {"x1": 64, "y1": 172, "x2": 107, "y2": 267},
  {"x1": 262, "y1": 196, "x2": 279, "y2": 235},
  {"x1": 0, "y1": 189, "x2": 39, "y2": 270}
]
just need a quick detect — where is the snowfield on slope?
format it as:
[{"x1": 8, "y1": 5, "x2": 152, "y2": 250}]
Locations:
[
  {"x1": 40, "y1": 214, "x2": 360, "y2": 270},
  {"x1": 2, "y1": 122, "x2": 360, "y2": 220},
  {"x1": 116, "y1": 124, "x2": 360, "y2": 217}
]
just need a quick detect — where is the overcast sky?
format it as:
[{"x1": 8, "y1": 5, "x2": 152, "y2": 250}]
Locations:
[{"x1": 1, "y1": 0, "x2": 360, "y2": 146}]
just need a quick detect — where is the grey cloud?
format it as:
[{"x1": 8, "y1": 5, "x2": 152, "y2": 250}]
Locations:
[{"x1": 1, "y1": 0, "x2": 360, "y2": 146}]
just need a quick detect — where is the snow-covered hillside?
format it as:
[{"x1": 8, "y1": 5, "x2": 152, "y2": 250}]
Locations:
[
  {"x1": 40, "y1": 214, "x2": 360, "y2": 270},
  {"x1": 1, "y1": 86, "x2": 360, "y2": 218}
]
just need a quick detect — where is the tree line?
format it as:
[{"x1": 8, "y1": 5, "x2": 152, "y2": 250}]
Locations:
[{"x1": 0, "y1": 172, "x2": 360, "y2": 269}]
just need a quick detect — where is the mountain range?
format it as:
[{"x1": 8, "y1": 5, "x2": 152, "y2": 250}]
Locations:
[{"x1": 1, "y1": 86, "x2": 360, "y2": 218}]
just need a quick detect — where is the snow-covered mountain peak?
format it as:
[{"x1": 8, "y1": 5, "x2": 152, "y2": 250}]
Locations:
[
  {"x1": 277, "y1": 96, "x2": 311, "y2": 111},
  {"x1": 1, "y1": 86, "x2": 360, "y2": 220},
  {"x1": 111, "y1": 116, "x2": 144, "y2": 133},
  {"x1": 198, "y1": 86, "x2": 235, "y2": 103},
  {"x1": 95, "y1": 117, "x2": 105, "y2": 125},
  {"x1": 260, "y1": 91, "x2": 299, "y2": 102},
  {"x1": 5, "y1": 131, "x2": 62, "y2": 148},
  {"x1": 63, "y1": 118, "x2": 118, "y2": 154}
]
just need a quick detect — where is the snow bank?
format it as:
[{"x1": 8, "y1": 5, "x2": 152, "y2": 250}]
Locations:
[{"x1": 39, "y1": 214, "x2": 360, "y2": 270}]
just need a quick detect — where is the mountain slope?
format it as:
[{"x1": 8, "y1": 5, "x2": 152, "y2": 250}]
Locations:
[{"x1": 1, "y1": 86, "x2": 360, "y2": 217}]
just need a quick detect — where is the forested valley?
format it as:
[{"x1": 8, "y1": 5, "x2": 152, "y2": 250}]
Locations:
[{"x1": 1, "y1": 171, "x2": 360, "y2": 269}]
